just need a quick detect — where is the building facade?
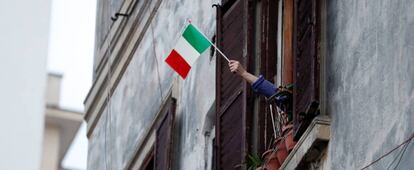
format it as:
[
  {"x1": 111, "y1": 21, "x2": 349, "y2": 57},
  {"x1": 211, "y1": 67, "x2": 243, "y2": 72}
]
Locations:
[
  {"x1": 41, "y1": 73, "x2": 83, "y2": 170},
  {"x1": 85, "y1": 0, "x2": 414, "y2": 169}
]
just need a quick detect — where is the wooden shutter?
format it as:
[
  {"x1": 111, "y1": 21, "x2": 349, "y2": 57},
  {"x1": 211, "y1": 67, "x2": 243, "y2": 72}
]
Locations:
[
  {"x1": 215, "y1": 0, "x2": 247, "y2": 169},
  {"x1": 257, "y1": 0, "x2": 279, "y2": 154},
  {"x1": 294, "y1": 0, "x2": 319, "y2": 117},
  {"x1": 154, "y1": 99, "x2": 176, "y2": 170}
]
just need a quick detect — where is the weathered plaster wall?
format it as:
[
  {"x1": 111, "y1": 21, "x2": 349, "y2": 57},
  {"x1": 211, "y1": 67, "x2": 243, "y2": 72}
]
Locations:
[
  {"x1": 87, "y1": 0, "x2": 216, "y2": 169},
  {"x1": 326, "y1": 0, "x2": 414, "y2": 169},
  {"x1": 95, "y1": 0, "x2": 124, "y2": 50},
  {"x1": 93, "y1": 0, "x2": 125, "y2": 72}
]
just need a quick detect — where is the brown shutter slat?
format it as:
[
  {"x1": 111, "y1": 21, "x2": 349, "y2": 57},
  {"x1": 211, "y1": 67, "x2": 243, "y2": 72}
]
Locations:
[
  {"x1": 154, "y1": 99, "x2": 176, "y2": 170},
  {"x1": 215, "y1": 0, "x2": 247, "y2": 169},
  {"x1": 294, "y1": 0, "x2": 319, "y2": 116}
]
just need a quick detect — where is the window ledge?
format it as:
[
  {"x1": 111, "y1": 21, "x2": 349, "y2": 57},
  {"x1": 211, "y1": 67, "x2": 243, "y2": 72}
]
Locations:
[{"x1": 280, "y1": 116, "x2": 331, "y2": 169}]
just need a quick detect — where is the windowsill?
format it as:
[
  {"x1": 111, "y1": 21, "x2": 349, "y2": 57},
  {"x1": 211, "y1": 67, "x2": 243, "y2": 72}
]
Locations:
[{"x1": 280, "y1": 116, "x2": 331, "y2": 169}]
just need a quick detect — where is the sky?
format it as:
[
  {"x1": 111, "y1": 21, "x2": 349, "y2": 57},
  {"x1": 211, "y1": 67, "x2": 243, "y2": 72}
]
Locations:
[{"x1": 47, "y1": 0, "x2": 97, "y2": 169}]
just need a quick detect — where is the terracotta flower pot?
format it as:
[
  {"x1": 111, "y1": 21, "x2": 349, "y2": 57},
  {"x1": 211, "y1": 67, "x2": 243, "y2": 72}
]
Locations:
[
  {"x1": 262, "y1": 149, "x2": 281, "y2": 170},
  {"x1": 282, "y1": 124, "x2": 296, "y2": 152},
  {"x1": 284, "y1": 128, "x2": 296, "y2": 152},
  {"x1": 282, "y1": 123, "x2": 293, "y2": 133},
  {"x1": 275, "y1": 138, "x2": 289, "y2": 164}
]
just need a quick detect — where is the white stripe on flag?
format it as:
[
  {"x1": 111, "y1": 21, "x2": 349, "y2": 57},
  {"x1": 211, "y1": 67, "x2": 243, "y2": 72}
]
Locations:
[{"x1": 174, "y1": 37, "x2": 200, "y2": 66}]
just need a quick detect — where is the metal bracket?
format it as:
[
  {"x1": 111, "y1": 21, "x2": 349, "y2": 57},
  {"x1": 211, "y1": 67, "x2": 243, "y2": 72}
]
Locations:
[
  {"x1": 111, "y1": 13, "x2": 129, "y2": 21},
  {"x1": 212, "y1": 3, "x2": 221, "y2": 8}
]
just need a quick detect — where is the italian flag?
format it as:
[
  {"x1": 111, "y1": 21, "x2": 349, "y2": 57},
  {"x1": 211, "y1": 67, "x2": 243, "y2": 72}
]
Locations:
[{"x1": 165, "y1": 24, "x2": 212, "y2": 79}]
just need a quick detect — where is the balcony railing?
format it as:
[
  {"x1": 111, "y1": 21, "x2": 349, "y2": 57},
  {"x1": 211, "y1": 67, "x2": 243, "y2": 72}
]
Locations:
[{"x1": 259, "y1": 86, "x2": 320, "y2": 169}]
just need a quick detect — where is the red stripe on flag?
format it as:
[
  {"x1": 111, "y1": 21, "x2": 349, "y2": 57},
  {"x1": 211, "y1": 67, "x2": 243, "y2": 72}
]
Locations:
[{"x1": 165, "y1": 49, "x2": 191, "y2": 79}]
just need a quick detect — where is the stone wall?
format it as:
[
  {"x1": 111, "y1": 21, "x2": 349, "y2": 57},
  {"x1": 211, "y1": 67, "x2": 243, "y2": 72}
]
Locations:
[{"x1": 326, "y1": 0, "x2": 414, "y2": 169}]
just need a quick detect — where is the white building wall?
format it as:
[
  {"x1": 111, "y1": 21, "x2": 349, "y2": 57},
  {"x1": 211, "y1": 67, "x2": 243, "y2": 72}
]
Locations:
[{"x1": 0, "y1": 0, "x2": 52, "y2": 169}]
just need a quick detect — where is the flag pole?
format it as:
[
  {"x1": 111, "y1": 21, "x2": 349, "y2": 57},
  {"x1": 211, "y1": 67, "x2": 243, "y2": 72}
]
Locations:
[
  {"x1": 188, "y1": 19, "x2": 231, "y2": 63},
  {"x1": 211, "y1": 42, "x2": 231, "y2": 63}
]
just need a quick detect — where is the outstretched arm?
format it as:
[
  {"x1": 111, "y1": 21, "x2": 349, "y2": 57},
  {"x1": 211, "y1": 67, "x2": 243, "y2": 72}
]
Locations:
[
  {"x1": 228, "y1": 60, "x2": 278, "y2": 98},
  {"x1": 228, "y1": 60, "x2": 258, "y2": 84}
]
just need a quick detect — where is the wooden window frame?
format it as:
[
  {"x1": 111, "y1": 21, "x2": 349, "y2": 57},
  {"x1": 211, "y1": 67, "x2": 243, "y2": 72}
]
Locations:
[
  {"x1": 279, "y1": 0, "x2": 329, "y2": 140},
  {"x1": 126, "y1": 95, "x2": 176, "y2": 170},
  {"x1": 277, "y1": 1, "x2": 331, "y2": 168},
  {"x1": 214, "y1": 0, "x2": 328, "y2": 168},
  {"x1": 215, "y1": 0, "x2": 250, "y2": 169},
  {"x1": 239, "y1": 0, "x2": 281, "y2": 156},
  {"x1": 141, "y1": 146, "x2": 155, "y2": 170},
  {"x1": 154, "y1": 98, "x2": 176, "y2": 170},
  {"x1": 282, "y1": 0, "x2": 295, "y2": 86}
]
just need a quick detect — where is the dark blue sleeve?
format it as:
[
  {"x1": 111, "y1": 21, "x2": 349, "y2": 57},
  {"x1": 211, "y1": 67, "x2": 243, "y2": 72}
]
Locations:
[{"x1": 251, "y1": 75, "x2": 278, "y2": 98}]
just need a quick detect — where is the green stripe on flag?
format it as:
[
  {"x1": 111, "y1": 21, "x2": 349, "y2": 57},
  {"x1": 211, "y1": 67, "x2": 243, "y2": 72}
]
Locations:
[{"x1": 182, "y1": 24, "x2": 211, "y2": 54}]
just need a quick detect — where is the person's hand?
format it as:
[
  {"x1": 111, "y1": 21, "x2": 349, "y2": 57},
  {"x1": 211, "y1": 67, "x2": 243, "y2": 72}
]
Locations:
[
  {"x1": 229, "y1": 60, "x2": 247, "y2": 76},
  {"x1": 228, "y1": 60, "x2": 259, "y2": 84}
]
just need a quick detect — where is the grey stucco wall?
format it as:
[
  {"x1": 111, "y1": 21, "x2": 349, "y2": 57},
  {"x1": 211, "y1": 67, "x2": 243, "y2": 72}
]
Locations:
[
  {"x1": 326, "y1": 0, "x2": 414, "y2": 169},
  {"x1": 95, "y1": 0, "x2": 124, "y2": 49},
  {"x1": 87, "y1": 0, "x2": 216, "y2": 169},
  {"x1": 94, "y1": 0, "x2": 125, "y2": 72}
]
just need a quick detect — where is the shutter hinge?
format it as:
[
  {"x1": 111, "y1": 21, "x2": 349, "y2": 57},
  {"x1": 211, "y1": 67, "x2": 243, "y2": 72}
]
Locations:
[{"x1": 212, "y1": 3, "x2": 221, "y2": 8}]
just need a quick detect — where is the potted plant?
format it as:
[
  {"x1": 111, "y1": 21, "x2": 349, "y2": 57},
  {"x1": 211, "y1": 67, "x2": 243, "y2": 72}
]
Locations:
[
  {"x1": 261, "y1": 149, "x2": 280, "y2": 170},
  {"x1": 274, "y1": 137, "x2": 289, "y2": 165},
  {"x1": 261, "y1": 137, "x2": 290, "y2": 170},
  {"x1": 236, "y1": 153, "x2": 264, "y2": 170}
]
